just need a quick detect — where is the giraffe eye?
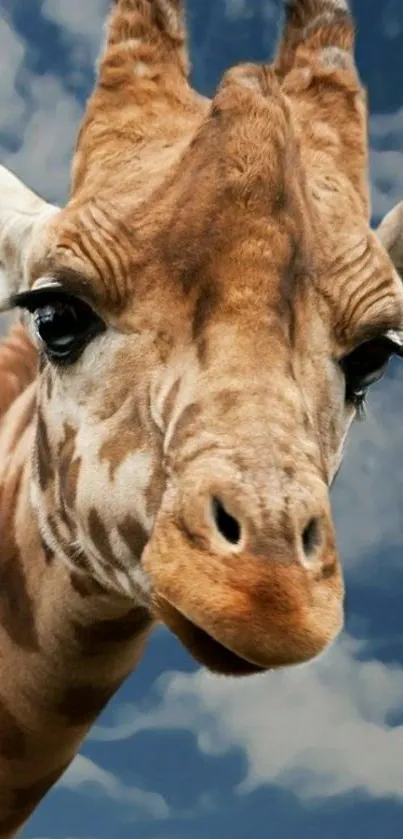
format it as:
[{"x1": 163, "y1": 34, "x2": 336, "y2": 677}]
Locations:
[
  {"x1": 340, "y1": 336, "x2": 401, "y2": 406},
  {"x1": 31, "y1": 295, "x2": 105, "y2": 364},
  {"x1": 7, "y1": 283, "x2": 106, "y2": 364}
]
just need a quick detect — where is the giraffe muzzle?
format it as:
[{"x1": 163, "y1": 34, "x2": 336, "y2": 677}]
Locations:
[{"x1": 142, "y1": 480, "x2": 345, "y2": 676}]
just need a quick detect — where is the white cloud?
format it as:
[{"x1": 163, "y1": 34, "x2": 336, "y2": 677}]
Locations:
[
  {"x1": 59, "y1": 754, "x2": 171, "y2": 819},
  {"x1": 0, "y1": 16, "x2": 27, "y2": 137},
  {"x1": 58, "y1": 753, "x2": 210, "y2": 822},
  {"x1": 225, "y1": 0, "x2": 276, "y2": 21},
  {"x1": 91, "y1": 635, "x2": 403, "y2": 803},
  {"x1": 0, "y1": 12, "x2": 83, "y2": 206},
  {"x1": 370, "y1": 107, "x2": 403, "y2": 220},
  {"x1": 381, "y1": 0, "x2": 402, "y2": 39},
  {"x1": 41, "y1": 0, "x2": 107, "y2": 60},
  {"x1": 225, "y1": 0, "x2": 249, "y2": 18},
  {"x1": 371, "y1": 106, "x2": 403, "y2": 139},
  {"x1": 3, "y1": 74, "x2": 82, "y2": 204}
]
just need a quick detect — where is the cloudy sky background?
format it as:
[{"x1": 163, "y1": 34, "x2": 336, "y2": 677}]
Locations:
[{"x1": 0, "y1": 0, "x2": 403, "y2": 837}]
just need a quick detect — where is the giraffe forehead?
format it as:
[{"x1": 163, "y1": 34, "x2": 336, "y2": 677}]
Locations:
[{"x1": 48, "y1": 87, "x2": 308, "y2": 317}]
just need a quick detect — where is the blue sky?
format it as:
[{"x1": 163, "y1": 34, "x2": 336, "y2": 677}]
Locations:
[{"x1": 1, "y1": 0, "x2": 403, "y2": 837}]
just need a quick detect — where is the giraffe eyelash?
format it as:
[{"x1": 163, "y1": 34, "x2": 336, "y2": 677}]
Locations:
[
  {"x1": 5, "y1": 283, "x2": 77, "y2": 313},
  {"x1": 352, "y1": 395, "x2": 367, "y2": 421}
]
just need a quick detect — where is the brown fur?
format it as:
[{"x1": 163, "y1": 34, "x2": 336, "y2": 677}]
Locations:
[
  {"x1": 0, "y1": 1, "x2": 402, "y2": 835},
  {"x1": 0, "y1": 325, "x2": 37, "y2": 421}
]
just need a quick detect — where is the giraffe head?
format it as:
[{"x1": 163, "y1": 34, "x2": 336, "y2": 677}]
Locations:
[{"x1": 1, "y1": 0, "x2": 403, "y2": 676}]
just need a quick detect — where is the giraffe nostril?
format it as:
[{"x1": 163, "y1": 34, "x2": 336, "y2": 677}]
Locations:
[
  {"x1": 211, "y1": 496, "x2": 242, "y2": 546},
  {"x1": 301, "y1": 517, "x2": 321, "y2": 558}
]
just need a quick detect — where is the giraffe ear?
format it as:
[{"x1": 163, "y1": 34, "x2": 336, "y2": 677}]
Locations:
[
  {"x1": 0, "y1": 165, "x2": 60, "y2": 308},
  {"x1": 377, "y1": 201, "x2": 403, "y2": 279}
]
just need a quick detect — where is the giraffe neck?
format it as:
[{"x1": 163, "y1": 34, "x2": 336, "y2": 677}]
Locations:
[{"x1": 0, "y1": 326, "x2": 153, "y2": 838}]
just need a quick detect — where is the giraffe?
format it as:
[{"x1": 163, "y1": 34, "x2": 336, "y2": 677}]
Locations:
[{"x1": 0, "y1": 0, "x2": 403, "y2": 834}]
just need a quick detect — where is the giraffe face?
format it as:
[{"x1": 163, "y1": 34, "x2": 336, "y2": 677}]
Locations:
[
  {"x1": 19, "y1": 65, "x2": 403, "y2": 677},
  {"x1": 2, "y1": 0, "x2": 403, "y2": 677}
]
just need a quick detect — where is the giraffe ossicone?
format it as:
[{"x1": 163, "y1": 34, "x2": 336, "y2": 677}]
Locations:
[{"x1": 1, "y1": 0, "x2": 403, "y2": 835}]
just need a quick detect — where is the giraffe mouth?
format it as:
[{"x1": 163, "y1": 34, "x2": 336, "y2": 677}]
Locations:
[{"x1": 156, "y1": 596, "x2": 266, "y2": 677}]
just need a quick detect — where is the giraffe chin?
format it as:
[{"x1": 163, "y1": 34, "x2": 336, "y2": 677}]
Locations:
[{"x1": 156, "y1": 596, "x2": 266, "y2": 677}]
